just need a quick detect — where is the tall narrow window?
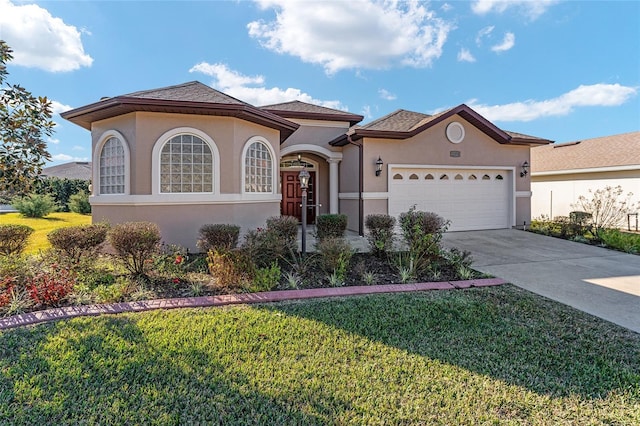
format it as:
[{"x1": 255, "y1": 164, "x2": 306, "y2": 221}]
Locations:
[
  {"x1": 244, "y1": 141, "x2": 273, "y2": 193},
  {"x1": 160, "y1": 134, "x2": 213, "y2": 193},
  {"x1": 99, "y1": 137, "x2": 125, "y2": 194}
]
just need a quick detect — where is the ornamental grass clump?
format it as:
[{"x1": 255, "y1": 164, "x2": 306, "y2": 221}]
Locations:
[
  {"x1": 108, "y1": 221, "x2": 161, "y2": 276},
  {"x1": 196, "y1": 224, "x2": 240, "y2": 252},
  {"x1": 0, "y1": 224, "x2": 34, "y2": 256},
  {"x1": 47, "y1": 223, "x2": 109, "y2": 264}
]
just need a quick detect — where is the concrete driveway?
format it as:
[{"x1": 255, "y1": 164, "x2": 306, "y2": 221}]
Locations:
[{"x1": 442, "y1": 229, "x2": 640, "y2": 334}]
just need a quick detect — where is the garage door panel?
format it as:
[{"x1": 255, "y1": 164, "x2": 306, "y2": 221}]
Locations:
[{"x1": 389, "y1": 168, "x2": 511, "y2": 231}]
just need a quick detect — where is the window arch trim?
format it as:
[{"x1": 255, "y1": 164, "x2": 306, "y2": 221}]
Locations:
[
  {"x1": 151, "y1": 127, "x2": 220, "y2": 195},
  {"x1": 93, "y1": 130, "x2": 131, "y2": 196},
  {"x1": 241, "y1": 136, "x2": 277, "y2": 195}
]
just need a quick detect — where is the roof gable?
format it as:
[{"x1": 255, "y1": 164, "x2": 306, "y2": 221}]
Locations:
[
  {"x1": 261, "y1": 100, "x2": 363, "y2": 126},
  {"x1": 531, "y1": 131, "x2": 640, "y2": 173},
  {"x1": 61, "y1": 81, "x2": 299, "y2": 143},
  {"x1": 330, "y1": 104, "x2": 552, "y2": 146}
]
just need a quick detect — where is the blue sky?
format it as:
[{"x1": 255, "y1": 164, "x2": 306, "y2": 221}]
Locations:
[{"x1": 1, "y1": 0, "x2": 638, "y2": 165}]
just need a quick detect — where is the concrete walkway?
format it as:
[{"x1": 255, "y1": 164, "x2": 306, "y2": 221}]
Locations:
[{"x1": 443, "y1": 229, "x2": 640, "y2": 334}]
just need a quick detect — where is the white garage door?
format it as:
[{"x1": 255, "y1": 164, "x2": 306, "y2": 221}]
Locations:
[{"x1": 388, "y1": 168, "x2": 512, "y2": 231}]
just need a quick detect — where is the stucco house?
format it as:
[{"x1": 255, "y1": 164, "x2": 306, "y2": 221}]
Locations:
[
  {"x1": 61, "y1": 81, "x2": 551, "y2": 250},
  {"x1": 531, "y1": 131, "x2": 640, "y2": 220}
]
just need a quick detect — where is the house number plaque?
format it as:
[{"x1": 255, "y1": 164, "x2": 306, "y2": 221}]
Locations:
[{"x1": 450, "y1": 151, "x2": 461, "y2": 157}]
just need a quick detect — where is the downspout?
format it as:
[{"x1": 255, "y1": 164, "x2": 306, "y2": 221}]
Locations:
[{"x1": 347, "y1": 135, "x2": 364, "y2": 236}]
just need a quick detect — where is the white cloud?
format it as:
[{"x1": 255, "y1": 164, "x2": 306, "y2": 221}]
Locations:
[
  {"x1": 50, "y1": 100, "x2": 73, "y2": 116},
  {"x1": 47, "y1": 137, "x2": 60, "y2": 145},
  {"x1": 362, "y1": 105, "x2": 373, "y2": 120},
  {"x1": 51, "y1": 153, "x2": 89, "y2": 163},
  {"x1": 378, "y1": 89, "x2": 397, "y2": 101},
  {"x1": 475, "y1": 26, "x2": 494, "y2": 46},
  {"x1": 248, "y1": 0, "x2": 453, "y2": 74},
  {"x1": 491, "y1": 32, "x2": 515, "y2": 52},
  {"x1": 467, "y1": 83, "x2": 639, "y2": 122},
  {"x1": 471, "y1": 0, "x2": 557, "y2": 20},
  {"x1": 72, "y1": 145, "x2": 85, "y2": 151},
  {"x1": 441, "y1": 3, "x2": 453, "y2": 12},
  {"x1": 0, "y1": 0, "x2": 93, "y2": 72},
  {"x1": 457, "y1": 48, "x2": 476, "y2": 63},
  {"x1": 189, "y1": 62, "x2": 346, "y2": 109}
]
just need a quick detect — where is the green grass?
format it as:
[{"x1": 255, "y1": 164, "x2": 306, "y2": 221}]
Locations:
[
  {"x1": 1, "y1": 286, "x2": 638, "y2": 424},
  {"x1": 0, "y1": 212, "x2": 91, "y2": 254}
]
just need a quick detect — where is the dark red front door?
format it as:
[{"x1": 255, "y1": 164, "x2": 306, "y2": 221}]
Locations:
[{"x1": 281, "y1": 171, "x2": 316, "y2": 223}]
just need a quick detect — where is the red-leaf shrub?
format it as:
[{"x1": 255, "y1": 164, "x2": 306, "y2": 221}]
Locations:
[
  {"x1": 0, "y1": 276, "x2": 16, "y2": 308},
  {"x1": 26, "y1": 267, "x2": 76, "y2": 307}
]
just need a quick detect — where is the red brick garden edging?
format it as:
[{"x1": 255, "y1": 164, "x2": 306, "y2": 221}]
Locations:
[{"x1": 0, "y1": 278, "x2": 506, "y2": 330}]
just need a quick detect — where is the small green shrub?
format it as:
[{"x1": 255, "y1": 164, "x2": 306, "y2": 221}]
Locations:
[
  {"x1": 251, "y1": 262, "x2": 281, "y2": 292},
  {"x1": 0, "y1": 224, "x2": 34, "y2": 256},
  {"x1": 93, "y1": 277, "x2": 130, "y2": 303},
  {"x1": 47, "y1": 223, "x2": 108, "y2": 264},
  {"x1": 365, "y1": 214, "x2": 395, "y2": 256},
  {"x1": 11, "y1": 193, "x2": 56, "y2": 218},
  {"x1": 316, "y1": 214, "x2": 348, "y2": 241},
  {"x1": 399, "y1": 207, "x2": 448, "y2": 268},
  {"x1": 266, "y1": 216, "x2": 298, "y2": 249},
  {"x1": 108, "y1": 222, "x2": 161, "y2": 275},
  {"x1": 68, "y1": 190, "x2": 91, "y2": 214},
  {"x1": 34, "y1": 177, "x2": 89, "y2": 212},
  {"x1": 316, "y1": 237, "x2": 353, "y2": 282},
  {"x1": 196, "y1": 224, "x2": 240, "y2": 252},
  {"x1": 600, "y1": 229, "x2": 640, "y2": 254},
  {"x1": 207, "y1": 249, "x2": 254, "y2": 289},
  {"x1": 242, "y1": 227, "x2": 293, "y2": 268}
]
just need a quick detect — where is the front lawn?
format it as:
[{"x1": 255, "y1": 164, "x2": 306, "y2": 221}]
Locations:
[
  {"x1": 1, "y1": 286, "x2": 638, "y2": 424},
  {"x1": 0, "y1": 212, "x2": 91, "y2": 254}
]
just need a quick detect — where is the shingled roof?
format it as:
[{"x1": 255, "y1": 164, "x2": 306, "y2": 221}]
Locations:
[
  {"x1": 330, "y1": 104, "x2": 552, "y2": 146},
  {"x1": 531, "y1": 131, "x2": 640, "y2": 174},
  {"x1": 42, "y1": 162, "x2": 92, "y2": 180},
  {"x1": 261, "y1": 100, "x2": 363, "y2": 126},
  {"x1": 61, "y1": 81, "x2": 299, "y2": 143}
]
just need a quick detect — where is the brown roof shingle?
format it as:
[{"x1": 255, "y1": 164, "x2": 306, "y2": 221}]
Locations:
[
  {"x1": 124, "y1": 81, "x2": 248, "y2": 105},
  {"x1": 261, "y1": 100, "x2": 363, "y2": 125},
  {"x1": 42, "y1": 162, "x2": 92, "y2": 180},
  {"x1": 531, "y1": 131, "x2": 640, "y2": 173}
]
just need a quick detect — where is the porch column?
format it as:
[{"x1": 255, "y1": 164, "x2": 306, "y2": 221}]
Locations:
[{"x1": 328, "y1": 158, "x2": 340, "y2": 214}]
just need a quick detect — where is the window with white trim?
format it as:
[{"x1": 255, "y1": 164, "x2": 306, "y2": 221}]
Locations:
[
  {"x1": 244, "y1": 141, "x2": 273, "y2": 193},
  {"x1": 99, "y1": 137, "x2": 125, "y2": 194},
  {"x1": 160, "y1": 134, "x2": 213, "y2": 193}
]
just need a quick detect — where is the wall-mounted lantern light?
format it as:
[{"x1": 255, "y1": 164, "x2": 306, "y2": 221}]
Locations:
[
  {"x1": 375, "y1": 156, "x2": 384, "y2": 177},
  {"x1": 520, "y1": 161, "x2": 530, "y2": 177}
]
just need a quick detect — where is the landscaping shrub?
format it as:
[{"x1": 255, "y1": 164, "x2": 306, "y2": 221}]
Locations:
[
  {"x1": 399, "y1": 207, "x2": 449, "y2": 266},
  {"x1": 316, "y1": 214, "x2": 347, "y2": 241},
  {"x1": 266, "y1": 215, "x2": 298, "y2": 248},
  {"x1": 571, "y1": 185, "x2": 638, "y2": 234},
  {"x1": 35, "y1": 177, "x2": 90, "y2": 212},
  {"x1": 241, "y1": 227, "x2": 293, "y2": 268},
  {"x1": 251, "y1": 262, "x2": 281, "y2": 292},
  {"x1": 316, "y1": 237, "x2": 353, "y2": 284},
  {"x1": 108, "y1": 222, "x2": 161, "y2": 275},
  {"x1": 68, "y1": 190, "x2": 91, "y2": 214},
  {"x1": 26, "y1": 267, "x2": 76, "y2": 307},
  {"x1": 47, "y1": 223, "x2": 108, "y2": 264},
  {"x1": 599, "y1": 229, "x2": 640, "y2": 254},
  {"x1": 0, "y1": 224, "x2": 34, "y2": 255},
  {"x1": 365, "y1": 214, "x2": 395, "y2": 256},
  {"x1": 207, "y1": 249, "x2": 254, "y2": 289},
  {"x1": 151, "y1": 244, "x2": 191, "y2": 281},
  {"x1": 196, "y1": 224, "x2": 240, "y2": 252},
  {"x1": 11, "y1": 193, "x2": 56, "y2": 218}
]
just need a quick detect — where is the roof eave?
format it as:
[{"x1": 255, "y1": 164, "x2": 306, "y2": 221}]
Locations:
[{"x1": 262, "y1": 109, "x2": 364, "y2": 126}]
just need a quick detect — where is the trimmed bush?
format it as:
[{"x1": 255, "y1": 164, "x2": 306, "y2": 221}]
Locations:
[
  {"x1": 68, "y1": 190, "x2": 91, "y2": 214},
  {"x1": 241, "y1": 225, "x2": 296, "y2": 268},
  {"x1": 266, "y1": 216, "x2": 298, "y2": 247},
  {"x1": 47, "y1": 223, "x2": 109, "y2": 264},
  {"x1": 316, "y1": 214, "x2": 348, "y2": 241},
  {"x1": 0, "y1": 224, "x2": 34, "y2": 256},
  {"x1": 108, "y1": 222, "x2": 161, "y2": 275},
  {"x1": 207, "y1": 249, "x2": 254, "y2": 289},
  {"x1": 197, "y1": 224, "x2": 240, "y2": 252},
  {"x1": 11, "y1": 193, "x2": 56, "y2": 218},
  {"x1": 365, "y1": 214, "x2": 395, "y2": 256},
  {"x1": 398, "y1": 207, "x2": 449, "y2": 267},
  {"x1": 316, "y1": 237, "x2": 353, "y2": 282}
]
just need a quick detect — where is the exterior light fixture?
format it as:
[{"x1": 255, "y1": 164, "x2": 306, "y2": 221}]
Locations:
[
  {"x1": 520, "y1": 161, "x2": 530, "y2": 177},
  {"x1": 375, "y1": 156, "x2": 383, "y2": 177},
  {"x1": 298, "y1": 168, "x2": 311, "y2": 253}
]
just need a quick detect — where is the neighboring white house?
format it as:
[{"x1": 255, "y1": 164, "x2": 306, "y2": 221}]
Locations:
[{"x1": 531, "y1": 131, "x2": 640, "y2": 222}]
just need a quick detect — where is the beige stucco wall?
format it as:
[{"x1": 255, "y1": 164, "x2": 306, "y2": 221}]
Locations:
[
  {"x1": 93, "y1": 202, "x2": 279, "y2": 251},
  {"x1": 532, "y1": 170, "x2": 640, "y2": 219}
]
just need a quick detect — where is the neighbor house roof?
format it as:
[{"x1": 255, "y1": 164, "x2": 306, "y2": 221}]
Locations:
[
  {"x1": 329, "y1": 104, "x2": 552, "y2": 146},
  {"x1": 531, "y1": 131, "x2": 640, "y2": 174},
  {"x1": 61, "y1": 81, "x2": 299, "y2": 143},
  {"x1": 261, "y1": 100, "x2": 363, "y2": 126},
  {"x1": 42, "y1": 162, "x2": 92, "y2": 180}
]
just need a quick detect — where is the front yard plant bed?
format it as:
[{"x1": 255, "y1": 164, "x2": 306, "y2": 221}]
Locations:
[{"x1": 1, "y1": 286, "x2": 638, "y2": 424}]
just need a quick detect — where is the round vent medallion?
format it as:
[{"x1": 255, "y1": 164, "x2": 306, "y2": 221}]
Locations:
[{"x1": 446, "y1": 122, "x2": 465, "y2": 144}]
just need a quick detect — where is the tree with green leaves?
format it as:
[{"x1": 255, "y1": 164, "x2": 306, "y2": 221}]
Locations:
[{"x1": 0, "y1": 40, "x2": 55, "y2": 196}]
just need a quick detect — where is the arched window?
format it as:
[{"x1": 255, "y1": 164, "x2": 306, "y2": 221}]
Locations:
[
  {"x1": 440, "y1": 174, "x2": 449, "y2": 180},
  {"x1": 454, "y1": 174, "x2": 464, "y2": 180},
  {"x1": 160, "y1": 133, "x2": 213, "y2": 193},
  {"x1": 409, "y1": 173, "x2": 419, "y2": 180},
  {"x1": 243, "y1": 139, "x2": 273, "y2": 193},
  {"x1": 99, "y1": 137, "x2": 125, "y2": 194},
  {"x1": 425, "y1": 174, "x2": 434, "y2": 180},
  {"x1": 482, "y1": 174, "x2": 491, "y2": 180},
  {"x1": 393, "y1": 173, "x2": 403, "y2": 180},
  {"x1": 496, "y1": 174, "x2": 504, "y2": 180},
  {"x1": 468, "y1": 174, "x2": 477, "y2": 180}
]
